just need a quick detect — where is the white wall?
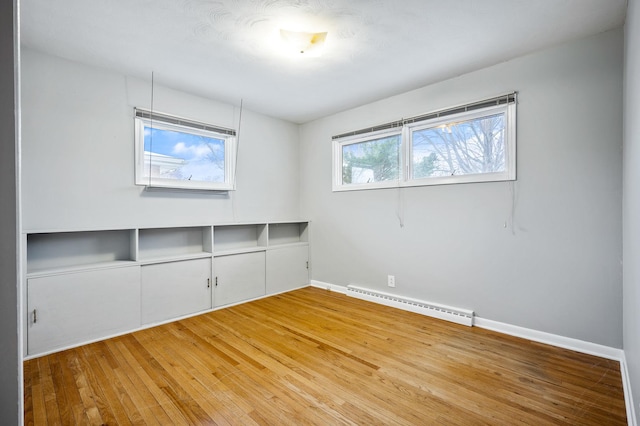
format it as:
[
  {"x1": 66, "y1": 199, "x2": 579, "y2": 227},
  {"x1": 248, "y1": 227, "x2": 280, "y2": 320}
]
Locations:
[
  {"x1": 0, "y1": 0, "x2": 19, "y2": 423},
  {"x1": 624, "y1": 0, "x2": 640, "y2": 418},
  {"x1": 300, "y1": 29, "x2": 624, "y2": 348},
  {"x1": 21, "y1": 49, "x2": 301, "y2": 231}
]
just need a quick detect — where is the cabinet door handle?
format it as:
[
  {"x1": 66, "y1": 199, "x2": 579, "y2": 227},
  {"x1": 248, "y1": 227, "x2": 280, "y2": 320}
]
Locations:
[
  {"x1": 33, "y1": 309, "x2": 37, "y2": 324},
  {"x1": 207, "y1": 278, "x2": 210, "y2": 288},
  {"x1": 215, "y1": 276, "x2": 218, "y2": 286},
  {"x1": 306, "y1": 261, "x2": 309, "y2": 270}
]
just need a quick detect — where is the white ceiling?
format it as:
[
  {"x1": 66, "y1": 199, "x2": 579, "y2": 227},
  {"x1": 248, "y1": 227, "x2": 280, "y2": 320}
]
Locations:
[{"x1": 21, "y1": 0, "x2": 627, "y2": 123}]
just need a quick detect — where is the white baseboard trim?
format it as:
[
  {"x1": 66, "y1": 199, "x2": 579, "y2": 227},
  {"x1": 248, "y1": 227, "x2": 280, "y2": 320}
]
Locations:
[
  {"x1": 308, "y1": 280, "x2": 636, "y2": 426},
  {"x1": 310, "y1": 280, "x2": 347, "y2": 294},
  {"x1": 473, "y1": 317, "x2": 624, "y2": 361},
  {"x1": 620, "y1": 352, "x2": 638, "y2": 426}
]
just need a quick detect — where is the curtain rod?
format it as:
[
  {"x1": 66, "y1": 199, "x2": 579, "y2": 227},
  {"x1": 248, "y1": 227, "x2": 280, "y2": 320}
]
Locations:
[
  {"x1": 332, "y1": 92, "x2": 517, "y2": 141},
  {"x1": 135, "y1": 108, "x2": 236, "y2": 137}
]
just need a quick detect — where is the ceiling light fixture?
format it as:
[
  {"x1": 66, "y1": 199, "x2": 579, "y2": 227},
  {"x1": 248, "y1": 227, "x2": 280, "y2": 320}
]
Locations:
[{"x1": 279, "y1": 29, "x2": 328, "y2": 57}]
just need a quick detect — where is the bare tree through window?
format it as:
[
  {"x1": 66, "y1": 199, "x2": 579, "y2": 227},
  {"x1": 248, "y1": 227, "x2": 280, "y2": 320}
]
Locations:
[{"x1": 412, "y1": 113, "x2": 505, "y2": 178}]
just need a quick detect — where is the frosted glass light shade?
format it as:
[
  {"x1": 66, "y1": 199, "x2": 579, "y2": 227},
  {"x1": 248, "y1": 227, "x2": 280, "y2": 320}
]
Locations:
[{"x1": 279, "y1": 29, "x2": 328, "y2": 57}]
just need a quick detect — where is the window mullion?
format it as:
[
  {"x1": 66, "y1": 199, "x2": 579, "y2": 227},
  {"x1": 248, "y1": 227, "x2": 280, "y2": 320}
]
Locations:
[{"x1": 401, "y1": 125, "x2": 410, "y2": 185}]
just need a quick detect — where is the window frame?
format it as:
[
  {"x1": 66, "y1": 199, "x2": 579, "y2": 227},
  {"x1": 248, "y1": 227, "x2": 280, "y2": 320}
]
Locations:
[
  {"x1": 332, "y1": 128, "x2": 403, "y2": 192},
  {"x1": 405, "y1": 103, "x2": 516, "y2": 187},
  {"x1": 332, "y1": 99, "x2": 516, "y2": 192},
  {"x1": 134, "y1": 110, "x2": 237, "y2": 191}
]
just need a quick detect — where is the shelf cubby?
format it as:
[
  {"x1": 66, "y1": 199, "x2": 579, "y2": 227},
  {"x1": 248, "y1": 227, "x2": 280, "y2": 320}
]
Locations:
[
  {"x1": 138, "y1": 226, "x2": 212, "y2": 262},
  {"x1": 27, "y1": 230, "x2": 135, "y2": 274},
  {"x1": 213, "y1": 224, "x2": 267, "y2": 254},
  {"x1": 268, "y1": 222, "x2": 309, "y2": 246}
]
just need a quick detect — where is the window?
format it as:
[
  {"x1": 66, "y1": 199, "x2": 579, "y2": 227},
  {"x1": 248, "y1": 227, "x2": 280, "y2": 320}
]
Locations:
[
  {"x1": 134, "y1": 109, "x2": 237, "y2": 191},
  {"x1": 333, "y1": 94, "x2": 516, "y2": 191},
  {"x1": 340, "y1": 131, "x2": 401, "y2": 189}
]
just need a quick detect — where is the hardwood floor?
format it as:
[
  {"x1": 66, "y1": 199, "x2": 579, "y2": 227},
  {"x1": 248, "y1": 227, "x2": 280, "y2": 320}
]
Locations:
[{"x1": 24, "y1": 287, "x2": 627, "y2": 425}]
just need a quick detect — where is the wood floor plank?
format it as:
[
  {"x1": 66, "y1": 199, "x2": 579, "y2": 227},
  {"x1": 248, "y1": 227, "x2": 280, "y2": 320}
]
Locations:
[
  {"x1": 122, "y1": 333, "x2": 215, "y2": 424},
  {"x1": 108, "y1": 336, "x2": 190, "y2": 424},
  {"x1": 157, "y1": 323, "x2": 259, "y2": 422},
  {"x1": 78, "y1": 344, "x2": 123, "y2": 426},
  {"x1": 109, "y1": 341, "x2": 174, "y2": 424},
  {"x1": 38, "y1": 356, "x2": 62, "y2": 425},
  {"x1": 103, "y1": 342, "x2": 164, "y2": 426},
  {"x1": 62, "y1": 351, "x2": 103, "y2": 425},
  {"x1": 146, "y1": 327, "x2": 239, "y2": 426},
  {"x1": 23, "y1": 359, "x2": 40, "y2": 426},
  {"x1": 24, "y1": 287, "x2": 627, "y2": 425},
  {"x1": 48, "y1": 353, "x2": 75, "y2": 425},
  {"x1": 84, "y1": 341, "x2": 140, "y2": 425}
]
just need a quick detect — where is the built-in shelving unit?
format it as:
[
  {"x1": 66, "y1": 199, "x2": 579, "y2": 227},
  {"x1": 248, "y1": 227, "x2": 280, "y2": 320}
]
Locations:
[{"x1": 23, "y1": 221, "x2": 310, "y2": 358}]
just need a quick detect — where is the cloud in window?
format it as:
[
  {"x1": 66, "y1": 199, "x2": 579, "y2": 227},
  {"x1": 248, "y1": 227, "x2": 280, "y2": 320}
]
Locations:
[{"x1": 172, "y1": 141, "x2": 222, "y2": 160}]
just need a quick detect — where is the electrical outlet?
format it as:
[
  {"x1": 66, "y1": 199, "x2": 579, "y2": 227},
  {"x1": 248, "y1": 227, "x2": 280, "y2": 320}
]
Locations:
[{"x1": 387, "y1": 275, "x2": 396, "y2": 288}]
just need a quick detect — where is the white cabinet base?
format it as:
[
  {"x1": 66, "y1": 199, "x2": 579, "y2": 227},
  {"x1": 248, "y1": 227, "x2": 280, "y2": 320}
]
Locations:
[
  {"x1": 214, "y1": 252, "x2": 266, "y2": 307},
  {"x1": 27, "y1": 266, "x2": 141, "y2": 356},
  {"x1": 266, "y1": 246, "x2": 309, "y2": 294},
  {"x1": 141, "y1": 258, "x2": 212, "y2": 325}
]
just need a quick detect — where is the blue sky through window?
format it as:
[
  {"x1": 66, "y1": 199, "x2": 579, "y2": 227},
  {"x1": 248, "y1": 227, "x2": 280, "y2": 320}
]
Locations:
[{"x1": 143, "y1": 125, "x2": 226, "y2": 182}]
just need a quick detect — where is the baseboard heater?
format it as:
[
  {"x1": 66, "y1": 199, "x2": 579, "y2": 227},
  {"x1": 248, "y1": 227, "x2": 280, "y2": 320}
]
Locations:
[{"x1": 346, "y1": 285, "x2": 474, "y2": 327}]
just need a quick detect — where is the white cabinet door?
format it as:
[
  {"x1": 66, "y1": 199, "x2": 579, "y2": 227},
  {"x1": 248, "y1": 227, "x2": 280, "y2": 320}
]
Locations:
[
  {"x1": 214, "y1": 252, "x2": 265, "y2": 307},
  {"x1": 27, "y1": 266, "x2": 141, "y2": 356},
  {"x1": 266, "y1": 246, "x2": 309, "y2": 294},
  {"x1": 141, "y1": 258, "x2": 212, "y2": 325}
]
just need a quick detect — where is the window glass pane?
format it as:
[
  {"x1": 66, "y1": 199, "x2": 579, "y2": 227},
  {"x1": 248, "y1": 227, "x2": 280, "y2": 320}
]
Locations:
[
  {"x1": 143, "y1": 125, "x2": 226, "y2": 183},
  {"x1": 411, "y1": 113, "x2": 505, "y2": 179},
  {"x1": 342, "y1": 135, "x2": 400, "y2": 185}
]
